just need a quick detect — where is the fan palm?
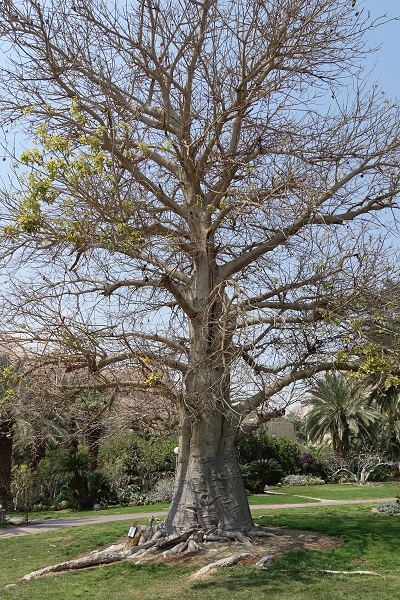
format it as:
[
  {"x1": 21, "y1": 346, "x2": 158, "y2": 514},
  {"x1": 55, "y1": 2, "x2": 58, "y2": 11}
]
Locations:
[
  {"x1": 53, "y1": 444, "x2": 92, "y2": 509},
  {"x1": 304, "y1": 372, "x2": 380, "y2": 459}
]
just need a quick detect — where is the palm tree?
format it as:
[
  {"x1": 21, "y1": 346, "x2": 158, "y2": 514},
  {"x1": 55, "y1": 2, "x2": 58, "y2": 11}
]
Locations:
[
  {"x1": 53, "y1": 443, "x2": 92, "y2": 509},
  {"x1": 304, "y1": 372, "x2": 380, "y2": 459},
  {"x1": 374, "y1": 386, "x2": 400, "y2": 460}
]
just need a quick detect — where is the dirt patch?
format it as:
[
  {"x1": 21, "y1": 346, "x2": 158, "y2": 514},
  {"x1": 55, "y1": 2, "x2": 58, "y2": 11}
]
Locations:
[{"x1": 130, "y1": 527, "x2": 343, "y2": 568}]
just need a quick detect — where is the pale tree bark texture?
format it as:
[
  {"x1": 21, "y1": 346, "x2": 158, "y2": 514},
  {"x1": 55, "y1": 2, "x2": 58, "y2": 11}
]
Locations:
[
  {"x1": 166, "y1": 412, "x2": 253, "y2": 533},
  {"x1": 0, "y1": 0, "x2": 399, "y2": 533}
]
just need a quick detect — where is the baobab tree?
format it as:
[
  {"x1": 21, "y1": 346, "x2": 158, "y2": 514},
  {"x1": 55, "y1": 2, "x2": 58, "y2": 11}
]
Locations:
[{"x1": 0, "y1": 0, "x2": 400, "y2": 538}]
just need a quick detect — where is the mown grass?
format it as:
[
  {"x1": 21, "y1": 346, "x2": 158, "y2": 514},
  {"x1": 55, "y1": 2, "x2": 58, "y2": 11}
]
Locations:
[
  {"x1": 12, "y1": 503, "x2": 170, "y2": 521},
  {"x1": 249, "y1": 494, "x2": 317, "y2": 505},
  {"x1": 0, "y1": 520, "x2": 134, "y2": 589},
  {"x1": 2, "y1": 503, "x2": 400, "y2": 599},
  {"x1": 274, "y1": 481, "x2": 399, "y2": 501}
]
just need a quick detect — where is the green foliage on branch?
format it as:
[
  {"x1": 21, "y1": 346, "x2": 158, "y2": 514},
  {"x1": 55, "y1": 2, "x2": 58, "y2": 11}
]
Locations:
[{"x1": 3, "y1": 121, "x2": 144, "y2": 255}]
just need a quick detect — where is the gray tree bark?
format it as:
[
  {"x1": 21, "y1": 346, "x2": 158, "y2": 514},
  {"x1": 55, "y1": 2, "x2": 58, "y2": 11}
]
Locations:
[{"x1": 166, "y1": 410, "x2": 253, "y2": 534}]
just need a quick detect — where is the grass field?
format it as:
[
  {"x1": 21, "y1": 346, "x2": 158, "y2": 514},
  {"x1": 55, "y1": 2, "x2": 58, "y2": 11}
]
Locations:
[
  {"x1": 2, "y1": 498, "x2": 400, "y2": 599},
  {"x1": 271, "y1": 481, "x2": 399, "y2": 501},
  {"x1": 249, "y1": 494, "x2": 317, "y2": 505}
]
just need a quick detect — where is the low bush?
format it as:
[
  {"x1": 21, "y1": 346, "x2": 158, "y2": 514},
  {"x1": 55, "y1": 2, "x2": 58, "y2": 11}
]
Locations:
[
  {"x1": 241, "y1": 458, "x2": 284, "y2": 492},
  {"x1": 377, "y1": 498, "x2": 400, "y2": 514},
  {"x1": 368, "y1": 465, "x2": 392, "y2": 482},
  {"x1": 281, "y1": 474, "x2": 325, "y2": 486},
  {"x1": 115, "y1": 484, "x2": 154, "y2": 506},
  {"x1": 151, "y1": 478, "x2": 175, "y2": 503}
]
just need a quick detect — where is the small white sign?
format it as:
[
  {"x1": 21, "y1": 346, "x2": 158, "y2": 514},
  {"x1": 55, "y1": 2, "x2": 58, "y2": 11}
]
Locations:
[{"x1": 128, "y1": 526, "x2": 137, "y2": 538}]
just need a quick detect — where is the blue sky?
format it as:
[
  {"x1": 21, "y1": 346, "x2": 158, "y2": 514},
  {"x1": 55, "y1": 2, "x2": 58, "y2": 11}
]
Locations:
[{"x1": 364, "y1": 0, "x2": 400, "y2": 98}]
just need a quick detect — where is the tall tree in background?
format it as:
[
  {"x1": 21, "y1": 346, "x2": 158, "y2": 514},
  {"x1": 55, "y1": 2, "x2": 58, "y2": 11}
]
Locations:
[
  {"x1": 304, "y1": 372, "x2": 379, "y2": 459},
  {"x1": 374, "y1": 386, "x2": 400, "y2": 459},
  {"x1": 0, "y1": 0, "x2": 400, "y2": 534},
  {"x1": 0, "y1": 418, "x2": 13, "y2": 508},
  {"x1": 0, "y1": 355, "x2": 17, "y2": 508}
]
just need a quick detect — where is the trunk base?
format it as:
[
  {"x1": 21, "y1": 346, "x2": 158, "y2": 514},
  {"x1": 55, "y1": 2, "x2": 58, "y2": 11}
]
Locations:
[{"x1": 165, "y1": 417, "x2": 253, "y2": 534}]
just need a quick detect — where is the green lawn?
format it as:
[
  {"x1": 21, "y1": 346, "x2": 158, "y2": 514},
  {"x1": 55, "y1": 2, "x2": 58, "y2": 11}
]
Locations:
[
  {"x1": 2, "y1": 503, "x2": 400, "y2": 599},
  {"x1": 273, "y1": 481, "x2": 399, "y2": 501},
  {"x1": 11, "y1": 503, "x2": 170, "y2": 521},
  {"x1": 9, "y1": 482, "x2": 398, "y2": 524},
  {"x1": 249, "y1": 494, "x2": 317, "y2": 505}
]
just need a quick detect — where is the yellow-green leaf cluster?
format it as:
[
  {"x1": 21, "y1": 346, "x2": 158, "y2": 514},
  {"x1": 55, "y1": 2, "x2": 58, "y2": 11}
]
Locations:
[
  {"x1": 70, "y1": 97, "x2": 87, "y2": 125},
  {"x1": 145, "y1": 371, "x2": 160, "y2": 386},
  {"x1": 115, "y1": 222, "x2": 143, "y2": 252}
]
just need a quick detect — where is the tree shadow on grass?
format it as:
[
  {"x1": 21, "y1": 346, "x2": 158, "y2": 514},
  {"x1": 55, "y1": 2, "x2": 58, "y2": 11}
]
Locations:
[
  {"x1": 190, "y1": 564, "x2": 360, "y2": 600},
  {"x1": 192, "y1": 509, "x2": 400, "y2": 599},
  {"x1": 191, "y1": 566, "x2": 397, "y2": 600}
]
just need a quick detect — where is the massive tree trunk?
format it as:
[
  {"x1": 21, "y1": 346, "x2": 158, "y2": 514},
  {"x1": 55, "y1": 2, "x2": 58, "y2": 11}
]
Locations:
[
  {"x1": 0, "y1": 418, "x2": 13, "y2": 508},
  {"x1": 165, "y1": 410, "x2": 253, "y2": 535},
  {"x1": 165, "y1": 293, "x2": 253, "y2": 534}
]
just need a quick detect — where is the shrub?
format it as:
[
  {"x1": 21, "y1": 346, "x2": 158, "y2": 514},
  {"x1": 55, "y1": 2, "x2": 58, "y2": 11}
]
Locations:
[
  {"x1": 281, "y1": 474, "x2": 325, "y2": 486},
  {"x1": 241, "y1": 459, "x2": 284, "y2": 493},
  {"x1": 34, "y1": 447, "x2": 69, "y2": 504},
  {"x1": 238, "y1": 431, "x2": 301, "y2": 475},
  {"x1": 368, "y1": 465, "x2": 392, "y2": 482},
  {"x1": 115, "y1": 484, "x2": 154, "y2": 506},
  {"x1": 10, "y1": 464, "x2": 40, "y2": 511},
  {"x1": 299, "y1": 452, "x2": 316, "y2": 471},
  {"x1": 151, "y1": 478, "x2": 175, "y2": 503},
  {"x1": 335, "y1": 471, "x2": 355, "y2": 484},
  {"x1": 377, "y1": 498, "x2": 400, "y2": 514},
  {"x1": 98, "y1": 430, "x2": 178, "y2": 492},
  {"x1": 276, "y1": 438, "x2": 301, "y2": 474}
]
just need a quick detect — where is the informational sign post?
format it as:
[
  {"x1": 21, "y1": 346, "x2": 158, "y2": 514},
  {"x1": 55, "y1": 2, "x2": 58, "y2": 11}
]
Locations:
[
  {"x1": 128, "y1": 526, "x2": 137, "y2": 538},
  {"x1": 124, "y1": 522, "x2": 141, "y2": 550}
]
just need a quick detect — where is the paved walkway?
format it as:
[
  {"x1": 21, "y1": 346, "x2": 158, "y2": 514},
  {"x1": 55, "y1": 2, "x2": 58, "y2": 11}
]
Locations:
[{"x1": 0, "y1": 497, "x2": 394, "y2": 539}]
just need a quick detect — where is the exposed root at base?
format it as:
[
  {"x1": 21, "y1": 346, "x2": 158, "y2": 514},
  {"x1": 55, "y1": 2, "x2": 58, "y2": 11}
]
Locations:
[
  {"x1": 21, "y1": 519, "x2": 342, "y2": 581},
  {"x1": 191, "y1": 553, "x2": 251, "y2": 578}
]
